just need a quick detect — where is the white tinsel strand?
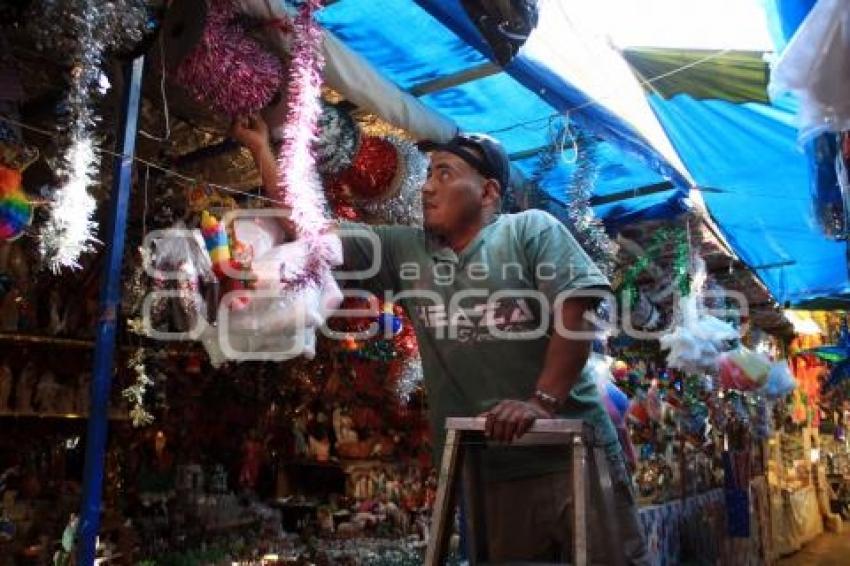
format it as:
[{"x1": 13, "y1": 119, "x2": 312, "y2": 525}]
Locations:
[
  {"x1": 41, "y1": 133, "x2": 100, "y2": 271},
  {"x1": 39, "y1": 8, "x2": 103, "y2": 271},
  {"x1": 396, "y1": 357, "x2": 424, "y2": 402},
  {"x1": 29, "y1": 0, "x2": 149, "y2": 271},
  {"x1": 361, "y1": 136, "x2": 426, "y2": 227}
]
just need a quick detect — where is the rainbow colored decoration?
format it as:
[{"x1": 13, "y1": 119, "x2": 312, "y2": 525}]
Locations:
[
  {"x1": 0, "y1": 165, "x2": 33, "y2": 241},
  {"x1": 200, "y1": 210, "x2": 231, "y2": 277}
]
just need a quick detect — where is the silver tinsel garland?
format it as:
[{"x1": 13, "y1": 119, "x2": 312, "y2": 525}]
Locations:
[
  {"x1": 315, "y1": 101, "x2": 360, "y2": 177},
  {"x1": 360, "y1": 136, "x2": 426, "y2": 227},
  {"x1": 26, "y1": 0, "x2": 148, "y2": 57},
  {"x1": 396, "y1": 357, "x2": 424, "y2": 402},
  {"x1": 564, "y1": 127, "x2": 616, "y2": 277},
  {"x1": 26, "y1": 0, "x2": 149, "y2": 271},
  {"x1": 528, "y1": 122, "x2": 616, "y2": 277}
]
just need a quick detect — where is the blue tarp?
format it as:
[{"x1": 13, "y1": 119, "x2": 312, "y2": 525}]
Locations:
[
  {"x1": 763, "y1": 0, "x2": 818, "y2": 51},
  {"x1": 317, "y1": 0, "x2": 690, "y2": 232},
  {"x1": 647, "y1": 91, "x2": 849, "y2": 304},
  {"x1": 316, "y1": 1, "x2": 849, "y2": 306}
]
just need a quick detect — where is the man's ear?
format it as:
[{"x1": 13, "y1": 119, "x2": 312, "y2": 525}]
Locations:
[{"x1": 482, "y1": 178, "x2": 501, "y2": 208}]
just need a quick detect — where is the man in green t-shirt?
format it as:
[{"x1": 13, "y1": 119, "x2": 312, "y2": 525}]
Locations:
[{"x1": 233, "y1": 116, "x2": 649, "y2": 564}]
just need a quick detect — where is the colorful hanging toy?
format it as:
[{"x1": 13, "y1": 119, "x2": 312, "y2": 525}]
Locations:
[
  {"x1": 0, "y1": 165, "x2": 33, "y2": 241},
  {"x1": 201, "y1": 210, "x2": 252, "y2": 310},
  {"x1": 201, "y1": 210, "x2": 231, "y2": 276}
]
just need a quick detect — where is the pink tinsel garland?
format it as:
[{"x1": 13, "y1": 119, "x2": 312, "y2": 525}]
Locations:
[
  {"x1": 275, "y1": 0, "x2": 335, "y2": 283},
  {"x1": 174, "y1": 0, "x2": 283, "y2": 117}
]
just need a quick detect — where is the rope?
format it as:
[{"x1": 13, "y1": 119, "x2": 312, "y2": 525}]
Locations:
[
  {"x1": 487, "y1": 48, "x2": 734, "y2": 136},
  {"x1": 0, "y1": 114, "x2": 285, "y2": 206}
]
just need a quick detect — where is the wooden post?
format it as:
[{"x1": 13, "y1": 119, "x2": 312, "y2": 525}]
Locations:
[
  {"x1": 425, "y1": 428, "x2": 461, "y2": 566},
  {"x1": 572, "y1": 434, "x2": 588, "y2": 566}
]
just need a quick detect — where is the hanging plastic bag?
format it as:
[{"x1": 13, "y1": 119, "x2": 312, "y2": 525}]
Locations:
[
  {"x1": 588, "y1": 354, "x2": 636, "y2": 469},
  {"x1": 769, "y1": 0, "x2": 850, "y2": 142},
  {"x1": 588, "y1": 355, "x2": 630, "y2": 427},
  {"x1": 659, "y1": 294, "x2": 738, "y2": 374},
  {"x1": 199, "y1": 229, "x2": 344, "y2": 367},
  {"x1": 760, "y1": 361, "x2": 798, "y2": 398},
  {"x1": 717, "y1": 347, "x2": 771, "y2": 392},
  {"x1": 147, "y1": 222, "x2": 215, "y2": 334}
]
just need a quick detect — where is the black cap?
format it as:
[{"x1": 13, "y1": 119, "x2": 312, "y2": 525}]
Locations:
[{"x1": 419, "y1": 133, "x2": 510, "y2": 192}]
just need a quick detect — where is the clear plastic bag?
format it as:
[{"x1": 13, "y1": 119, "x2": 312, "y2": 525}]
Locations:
[
  {"x1": 200, "y1": 230, "x2": 344, "y2": 367},
  {"x1": 659, "y1": 294, "x2": 738, "y2": 374},
  {"x1": 769, "y1": 0, "x2": 850, "y2": 141},
  {"x1": 148, "y1": 223, "x2": 215, "y2": 333},
  {"x1": 717, "y1": 347, "x2": 771, "y2": 392},
  {"x1": 760, "y1": 360, "x2": 797, "y2": 398}
]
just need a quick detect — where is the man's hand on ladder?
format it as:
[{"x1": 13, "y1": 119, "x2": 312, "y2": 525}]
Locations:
[{"x1": 478, "y1": 399, "x2": 554, "y2": 443}]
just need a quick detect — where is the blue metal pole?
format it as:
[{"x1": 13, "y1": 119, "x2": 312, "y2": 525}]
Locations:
[{"x1": 76, "y1": 55, "x2": 145, "y2": 566}]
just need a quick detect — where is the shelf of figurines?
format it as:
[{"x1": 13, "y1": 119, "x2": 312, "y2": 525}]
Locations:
[
  {"x1": 0, "y1": 332, "x2": 96, "y2": 348},
  {"x1": 286, "y1": 457, "x2": 408, "y2": 469},
  {"x1": 0, "y1": 332, "x2": 205, "y2": 356},
  {"x1": 0, "y1": 410, "x2": 129, "y2": 421}
]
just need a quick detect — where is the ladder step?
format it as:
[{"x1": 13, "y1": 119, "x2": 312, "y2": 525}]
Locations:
[{"x1": 425, "y1": 419, "x2": 595, "y2": 566}]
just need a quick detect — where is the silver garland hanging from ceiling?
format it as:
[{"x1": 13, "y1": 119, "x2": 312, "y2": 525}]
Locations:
[
  {"x1": 526, "y1": 121, "x2": 616, "y2": 277},
  {"x1": 25, "y1": 0, "x2": 150, "y2": 271}
]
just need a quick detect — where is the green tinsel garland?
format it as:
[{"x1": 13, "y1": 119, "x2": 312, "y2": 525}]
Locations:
[
  {"x1": 617, "y1": 226, "x2": 690, "y2": 307},
  {"x1": 352, "y1": 339, "x2": 398, "y2": 362}
]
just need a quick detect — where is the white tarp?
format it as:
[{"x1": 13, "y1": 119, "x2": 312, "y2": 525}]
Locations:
[{"x1": 236, "y1": 0, "x2": 457, "y2": 142}]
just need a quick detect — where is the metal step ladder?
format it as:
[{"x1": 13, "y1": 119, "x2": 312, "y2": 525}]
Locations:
[{"x1": 424, "y1": 417, "x2": 624, "y2": 566}]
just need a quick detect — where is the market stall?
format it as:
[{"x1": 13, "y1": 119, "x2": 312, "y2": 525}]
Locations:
[{"x1": 1, "y1": 1, "x2": 848, "y2": 564}]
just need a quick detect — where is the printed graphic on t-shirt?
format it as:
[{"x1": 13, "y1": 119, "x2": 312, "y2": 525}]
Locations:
[{"x1": 414, "y1": 298, "x2": 541, "y2": 342}]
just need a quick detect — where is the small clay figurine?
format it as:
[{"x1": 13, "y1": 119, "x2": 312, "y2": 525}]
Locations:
[
  {"x1": 307, "y1": 411, "x2": 331, "y2": 462},
  {"x1": 76, "y1": 373, "x2": 91, "y2": 415},
  {"x1": 47, "y1": 288, "x2": 67, "y2": 336},
  {"x1": 317, "y1": 507, "x2": 335, "y2": 533},
  {"x1": 209, "y1": 464, "x2": 228, "y2": 494},
  {"x1": 332, "y1": 405, "x2": 343, "y2": 442},
  {"x1": 54, "y1": 384, "x2": 74, "y2": 414},
  {"x1": 292, "y1": 412, "x2": 308, "y2": 457},
  {"x1": 0, "y1": 363, "x2": 12, "y2": 411},
  {"x1": 34, "y1": 371, "x2": 60, "y2": 413},
  {"x1": 15, "y1": 362, "x2": 38, "y2": 413},
  {"x1": 239, "y1": 432, "x2": 263, "y2": 491},
  {"x1": 339, "y1": 413, "x2": 358, "y2": 444},
  {"x1": 308, "y1": 434, "x2": 330, "y2": 463},
  {"x1": 0, "y1": 287, "x2": 20, "y2": 331}
]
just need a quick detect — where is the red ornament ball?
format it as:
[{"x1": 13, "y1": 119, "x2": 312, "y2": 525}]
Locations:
[{"x1": 330, "y1": 135, "x2": 399, "y2": 201}]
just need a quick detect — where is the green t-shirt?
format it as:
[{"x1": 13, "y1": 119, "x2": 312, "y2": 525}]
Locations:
[{"x1": 339, "y1": 210, "x2": 619, "y2": 481}]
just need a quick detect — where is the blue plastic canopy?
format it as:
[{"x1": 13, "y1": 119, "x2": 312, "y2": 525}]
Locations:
[
  {"x1": 316, "y1": 0, "x2": 850, "y2": 306},
  {"x1": 763, "y1": 0, "x2": 818, "y2": 52},
  {"x1": 623, "y1": 47, "x2": 850, "y2": 305},
  {"x1": 318, "y1": 0, "x2": 691, "y2": 231}
]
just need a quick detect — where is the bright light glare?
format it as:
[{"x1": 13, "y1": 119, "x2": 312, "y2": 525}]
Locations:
[{"x1": 563, "y1": 0, "x2": 774, "y2": 51}]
